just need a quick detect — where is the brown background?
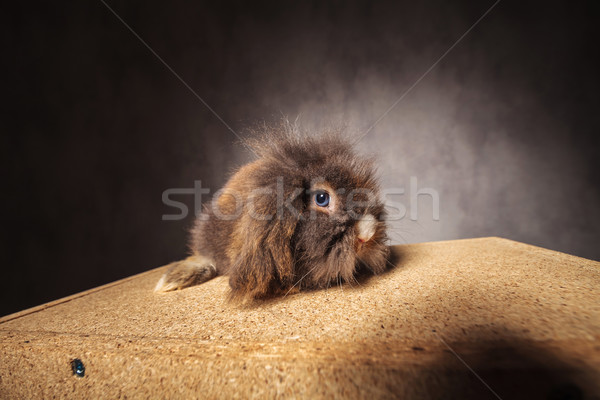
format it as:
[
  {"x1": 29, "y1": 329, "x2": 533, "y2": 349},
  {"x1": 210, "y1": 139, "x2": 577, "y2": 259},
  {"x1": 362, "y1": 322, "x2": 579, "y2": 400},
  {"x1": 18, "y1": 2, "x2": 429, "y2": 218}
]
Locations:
[{"x1": 2, "y1": 0, "x2": 599, "y2": 316}]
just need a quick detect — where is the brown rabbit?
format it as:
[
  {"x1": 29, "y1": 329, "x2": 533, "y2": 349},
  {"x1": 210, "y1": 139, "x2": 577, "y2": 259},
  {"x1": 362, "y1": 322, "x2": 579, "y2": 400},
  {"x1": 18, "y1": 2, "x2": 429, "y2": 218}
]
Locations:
[{"x1": 155, "y1": 125, "x2": 389, "y2": 299}]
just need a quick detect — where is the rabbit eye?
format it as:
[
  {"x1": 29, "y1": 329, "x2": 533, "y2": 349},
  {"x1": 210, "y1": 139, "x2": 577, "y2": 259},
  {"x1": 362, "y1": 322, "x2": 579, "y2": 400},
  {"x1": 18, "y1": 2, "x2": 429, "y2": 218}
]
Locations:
[{"x1": 314, "y1": 192, "x2": 330, "y2": 207}]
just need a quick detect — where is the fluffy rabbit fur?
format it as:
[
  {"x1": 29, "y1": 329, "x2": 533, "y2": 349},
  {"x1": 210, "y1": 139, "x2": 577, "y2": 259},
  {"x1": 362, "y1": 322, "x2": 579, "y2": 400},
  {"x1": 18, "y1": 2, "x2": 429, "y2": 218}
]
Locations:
[{"x1": 155, "y1": 127, "x2": 389, "y2": 299}]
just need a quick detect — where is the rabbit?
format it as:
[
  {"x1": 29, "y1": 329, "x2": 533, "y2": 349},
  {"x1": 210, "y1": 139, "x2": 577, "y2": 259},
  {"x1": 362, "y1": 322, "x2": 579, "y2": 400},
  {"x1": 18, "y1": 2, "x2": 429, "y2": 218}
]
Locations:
[{"x1": 154, "y1": 125, "x2": 390, "y2": 299}]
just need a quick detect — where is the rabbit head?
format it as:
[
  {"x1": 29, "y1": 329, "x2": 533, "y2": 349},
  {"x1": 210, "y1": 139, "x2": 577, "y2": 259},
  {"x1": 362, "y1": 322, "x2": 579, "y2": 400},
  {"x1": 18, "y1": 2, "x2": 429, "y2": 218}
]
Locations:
[{"x1": 217, "y1": 130, "x2": 389, "y2": 298}]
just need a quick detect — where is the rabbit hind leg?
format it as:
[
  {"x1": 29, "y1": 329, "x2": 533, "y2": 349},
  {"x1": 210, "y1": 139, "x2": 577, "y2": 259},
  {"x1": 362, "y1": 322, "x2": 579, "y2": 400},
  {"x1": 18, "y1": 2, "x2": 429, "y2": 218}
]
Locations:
[{"x1": 154, "y1": 255, "x2": 217, "y2": 293}]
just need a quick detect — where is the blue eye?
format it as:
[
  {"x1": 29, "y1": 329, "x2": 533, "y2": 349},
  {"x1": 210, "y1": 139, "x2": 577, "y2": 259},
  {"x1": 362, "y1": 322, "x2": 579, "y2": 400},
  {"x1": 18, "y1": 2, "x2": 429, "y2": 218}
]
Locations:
[{"x1": 314, "y1": 192, "x2": 330, "y2": 207}]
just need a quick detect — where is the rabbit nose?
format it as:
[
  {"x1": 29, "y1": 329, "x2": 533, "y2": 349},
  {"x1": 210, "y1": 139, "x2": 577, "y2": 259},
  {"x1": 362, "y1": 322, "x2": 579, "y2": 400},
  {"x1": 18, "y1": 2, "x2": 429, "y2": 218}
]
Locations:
[{"x1": 356, "y1": 214, "x2": 376, "y2": 243}]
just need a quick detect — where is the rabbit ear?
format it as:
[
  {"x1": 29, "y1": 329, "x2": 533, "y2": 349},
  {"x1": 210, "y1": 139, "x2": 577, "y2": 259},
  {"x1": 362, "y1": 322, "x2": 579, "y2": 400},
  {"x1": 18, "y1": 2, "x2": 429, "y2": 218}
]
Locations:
[{"x1": 228, "y1": 184, "x2": 303, "y2": 298}]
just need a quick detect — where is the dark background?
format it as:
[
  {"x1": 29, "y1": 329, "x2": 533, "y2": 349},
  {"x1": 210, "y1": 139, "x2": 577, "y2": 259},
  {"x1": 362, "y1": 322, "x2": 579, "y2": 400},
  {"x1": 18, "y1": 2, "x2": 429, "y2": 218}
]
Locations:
[{"x1": 2, "y1": 1, "x2": 599, "y2": 317}]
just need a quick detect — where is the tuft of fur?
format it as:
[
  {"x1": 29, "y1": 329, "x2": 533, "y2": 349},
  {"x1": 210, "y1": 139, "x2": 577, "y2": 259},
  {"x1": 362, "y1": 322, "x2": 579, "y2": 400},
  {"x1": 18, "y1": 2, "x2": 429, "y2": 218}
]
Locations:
[{"x1": 157, "y1": 122, "x2": 389, "y2": 299}]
